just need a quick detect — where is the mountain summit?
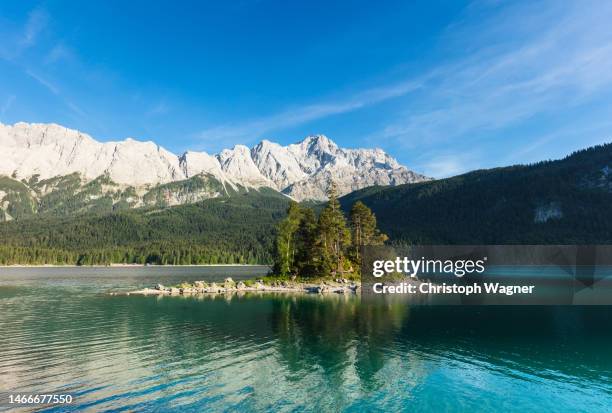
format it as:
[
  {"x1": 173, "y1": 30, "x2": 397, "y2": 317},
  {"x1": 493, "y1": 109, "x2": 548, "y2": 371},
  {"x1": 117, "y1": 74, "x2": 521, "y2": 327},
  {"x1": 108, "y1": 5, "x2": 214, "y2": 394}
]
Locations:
[{"x1": 0, "y1": 122, "x2": 428, "y2": 202}]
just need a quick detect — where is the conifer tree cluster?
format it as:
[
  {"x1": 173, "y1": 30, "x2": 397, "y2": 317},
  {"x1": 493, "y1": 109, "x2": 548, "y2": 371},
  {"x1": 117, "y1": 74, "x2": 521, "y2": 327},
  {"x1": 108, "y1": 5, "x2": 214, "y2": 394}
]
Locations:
[{"x1": 273, "y1": 182, "x2": 388, "y2": 278}]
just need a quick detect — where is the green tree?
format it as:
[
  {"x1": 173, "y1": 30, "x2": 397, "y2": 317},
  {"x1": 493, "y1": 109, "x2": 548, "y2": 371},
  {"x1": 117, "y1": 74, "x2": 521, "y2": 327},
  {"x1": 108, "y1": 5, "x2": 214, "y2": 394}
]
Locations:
[
  {"x1": 275, "y1": 201, "x2": 303, "y2": 276},
  {"x1": 317, "y1": 182, "x2": 351, "y2": 276},
  {"x1": 293, "y1": 207, "x2": 318, "y2": 277},
  {"x1": 350, "y1": 201, "x2": 388, "y2": 264}
]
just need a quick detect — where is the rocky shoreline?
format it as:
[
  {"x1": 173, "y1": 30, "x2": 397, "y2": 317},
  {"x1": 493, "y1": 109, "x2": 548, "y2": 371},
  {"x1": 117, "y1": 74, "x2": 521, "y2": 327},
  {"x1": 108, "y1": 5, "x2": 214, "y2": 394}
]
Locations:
[{"x1": 123, "y1": 277, "x2": 361, "y2": 296}]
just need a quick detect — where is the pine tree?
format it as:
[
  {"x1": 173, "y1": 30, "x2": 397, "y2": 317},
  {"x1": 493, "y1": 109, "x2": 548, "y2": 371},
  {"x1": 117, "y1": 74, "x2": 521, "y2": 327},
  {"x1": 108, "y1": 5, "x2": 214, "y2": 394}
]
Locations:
[
  {"x1": 293, "y1": 207, "x2": 318, "y2": 277},
  {"x1": 317, "y1": 182, "x2": 351, "y2": 276},
  {"x1": 349, "y1": 201, "x2": 388, "y2": 265},
  {"x1": 275, "y1": 201, "x2": 303, "y2": 276}
]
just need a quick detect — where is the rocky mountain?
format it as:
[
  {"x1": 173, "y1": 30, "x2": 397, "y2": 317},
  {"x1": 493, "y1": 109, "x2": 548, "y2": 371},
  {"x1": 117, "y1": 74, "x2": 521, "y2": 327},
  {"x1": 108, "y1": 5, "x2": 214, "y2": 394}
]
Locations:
[{"x1": 0, "y1": 122, "x2": 428, "y2": 220}]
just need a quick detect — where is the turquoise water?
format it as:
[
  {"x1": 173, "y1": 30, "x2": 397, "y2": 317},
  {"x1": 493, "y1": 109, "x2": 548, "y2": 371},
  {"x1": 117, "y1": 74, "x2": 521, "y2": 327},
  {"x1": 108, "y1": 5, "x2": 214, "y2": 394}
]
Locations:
[{"x1": 0, "y1": 268, "x2": 611, "y2": 412}]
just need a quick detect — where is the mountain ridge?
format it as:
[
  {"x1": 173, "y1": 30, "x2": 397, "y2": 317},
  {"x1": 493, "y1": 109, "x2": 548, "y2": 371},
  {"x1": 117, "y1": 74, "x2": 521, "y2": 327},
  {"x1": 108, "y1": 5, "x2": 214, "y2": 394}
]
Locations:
[
  {"x1": 0, "y1": 122, "x2": 429, "y2": 202},
  {"x1": 1, "y1": 142, "x2": 610, "y2": 265},
  {"x1": 340, "y1": 142, "x2": 612, "y2": 244}
]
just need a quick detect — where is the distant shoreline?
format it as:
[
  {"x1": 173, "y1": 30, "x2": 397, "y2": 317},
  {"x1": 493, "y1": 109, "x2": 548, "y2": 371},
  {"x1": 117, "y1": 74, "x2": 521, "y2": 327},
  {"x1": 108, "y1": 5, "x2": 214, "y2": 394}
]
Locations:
[{"x1": 0, "y1": 264, "x2": 270, "y2": 268}]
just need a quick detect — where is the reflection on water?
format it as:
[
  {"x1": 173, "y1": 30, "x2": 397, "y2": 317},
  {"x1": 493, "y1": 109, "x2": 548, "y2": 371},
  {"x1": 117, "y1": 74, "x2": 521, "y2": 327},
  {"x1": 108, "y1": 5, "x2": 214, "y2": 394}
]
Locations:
[{"x1": 0, "y1": 270, "x2": 611, "y2": 412}]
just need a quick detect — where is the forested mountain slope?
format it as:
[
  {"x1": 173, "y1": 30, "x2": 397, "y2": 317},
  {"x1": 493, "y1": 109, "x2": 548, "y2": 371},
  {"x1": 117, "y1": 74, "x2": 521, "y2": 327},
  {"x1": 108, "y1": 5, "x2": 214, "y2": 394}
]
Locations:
[
  {"x1": 0, "y1": 190, "x2": 290, "y2": 265},
  {"x1": 340, "y1": 143, "x2": 612, "y2": 244}
]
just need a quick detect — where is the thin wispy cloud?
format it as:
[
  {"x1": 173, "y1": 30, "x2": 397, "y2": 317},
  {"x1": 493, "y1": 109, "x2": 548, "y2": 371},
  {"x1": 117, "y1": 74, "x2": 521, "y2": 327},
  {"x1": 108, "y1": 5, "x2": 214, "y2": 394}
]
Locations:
[
  {"x1": 26, "y1": 69, "x2": 60, "y2": 95},
  {"x1": 66, "y1": 101, "x2": 86, "y2": 117},
  {"x1": 1, "y1": 95, "x2": 16, "y2": 118},
  {"x1": 24, "y1": 68, "x2": 87, "y2": 119},
  {"x1": 26, "y1": 68, "x2": 85, "y2": 117},
  {"x1": 0, "y1": 8, "x2": 48, "y2": 60},
  {"x1": 44, "y1": 43, "x2": 74, "y2": 65},
  {"x1": 503, "y1": 118, "x2": 612, "y2": 165},
  {"x1": 417, "y1": 152, "x2": 480, "y2": 178},
  {"x1": 21, "y1": 8, "x2": 48, "y2": 48},
  {"x1": 146, "y1": 102, "x2": 170, "y2": 117},
  {"x1": 195, "y1": 78, "x2": 424, "y2": 147}
]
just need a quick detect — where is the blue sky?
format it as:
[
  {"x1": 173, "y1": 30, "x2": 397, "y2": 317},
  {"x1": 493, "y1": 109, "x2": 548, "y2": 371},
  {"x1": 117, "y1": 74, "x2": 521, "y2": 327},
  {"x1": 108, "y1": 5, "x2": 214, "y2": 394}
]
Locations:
[{"x1": 1, "y1": 0, "x2": 612, "y2": 177}]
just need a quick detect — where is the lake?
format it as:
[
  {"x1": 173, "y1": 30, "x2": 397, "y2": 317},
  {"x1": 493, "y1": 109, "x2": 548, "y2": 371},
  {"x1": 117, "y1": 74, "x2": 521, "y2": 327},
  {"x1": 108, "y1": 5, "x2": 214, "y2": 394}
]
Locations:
[{"x1": 1, "y1": 267, "x2": 611, "y2": 412}]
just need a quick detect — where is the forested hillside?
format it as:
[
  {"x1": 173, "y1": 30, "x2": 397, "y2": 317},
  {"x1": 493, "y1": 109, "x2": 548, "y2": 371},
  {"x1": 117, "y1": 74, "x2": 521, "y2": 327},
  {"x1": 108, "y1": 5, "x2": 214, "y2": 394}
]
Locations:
[
  {"x1": 0, "y1": 190, "x2": 289, "y2": 265},
  {"x1": 340, "y1": 143, "x2": 612, "y2": 244}
]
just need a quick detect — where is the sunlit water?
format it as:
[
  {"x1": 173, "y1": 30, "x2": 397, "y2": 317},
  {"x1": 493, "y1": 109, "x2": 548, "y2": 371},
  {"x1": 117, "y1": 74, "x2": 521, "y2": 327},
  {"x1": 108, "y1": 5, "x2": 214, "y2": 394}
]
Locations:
[{"x1": 0, "y1": 267, "x2": 611, "y2": 412}]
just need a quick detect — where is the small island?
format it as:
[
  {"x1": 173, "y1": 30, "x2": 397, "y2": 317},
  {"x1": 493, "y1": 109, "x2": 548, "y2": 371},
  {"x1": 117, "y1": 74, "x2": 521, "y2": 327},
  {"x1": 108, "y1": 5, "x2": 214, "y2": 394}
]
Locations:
[{"x1": 125, "y1": 183, "x2": 383, "y2": 297}]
